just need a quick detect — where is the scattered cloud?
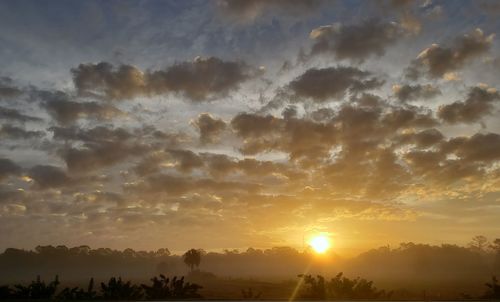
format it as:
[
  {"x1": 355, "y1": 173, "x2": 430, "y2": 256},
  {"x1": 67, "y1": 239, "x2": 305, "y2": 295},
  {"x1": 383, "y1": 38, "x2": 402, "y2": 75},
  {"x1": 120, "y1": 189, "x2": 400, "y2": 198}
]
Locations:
[
  {"x1": 288, "y1": 66, "x2": 384, "y2": 102},
  {"x1": 309, "y1": 19, "x2": 408, "y2": 62},
  {"x1": 406, "y1": 28, "x2": 494, "y2": 79},
  {"x1": 73, "y1": 57, "x2": 258, "y2": 101},
  {"x1": 392, "y1": 84, "x2": 441, "y2": 102},
  {"x1": 438, "y1": 85, "x2": 499, "y2": 124},
  {"x1": 191, "y1": 113, "x2": 227, "y2": 144}
]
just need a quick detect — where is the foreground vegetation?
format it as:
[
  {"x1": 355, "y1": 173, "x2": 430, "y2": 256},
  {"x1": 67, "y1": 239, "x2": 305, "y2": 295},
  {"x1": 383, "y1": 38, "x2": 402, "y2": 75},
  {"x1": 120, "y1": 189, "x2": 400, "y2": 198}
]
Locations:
[
  {"x1": 0, "y1": 274, "x2": 201, "y2": 300},
  {"x1": 0, "y1": 273, "x2": 499, "y2": 300}
]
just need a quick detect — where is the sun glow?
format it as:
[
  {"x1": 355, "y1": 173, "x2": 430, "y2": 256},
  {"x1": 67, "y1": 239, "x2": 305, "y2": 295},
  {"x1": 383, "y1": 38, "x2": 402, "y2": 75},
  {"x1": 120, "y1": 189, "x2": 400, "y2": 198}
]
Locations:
[{"x1": 309, "y1": 235, "x2": 331, "y2": 254}]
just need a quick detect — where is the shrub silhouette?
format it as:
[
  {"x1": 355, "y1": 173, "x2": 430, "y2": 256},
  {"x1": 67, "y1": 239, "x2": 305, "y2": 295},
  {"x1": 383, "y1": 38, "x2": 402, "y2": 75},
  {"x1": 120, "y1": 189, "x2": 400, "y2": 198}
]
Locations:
[
  {"x1": 57, "y1": 278, "x2": 96, "y2": 300},
  {"x1": 299, "y1": 274, "x2": 326, "y2": 300},
  {"x1": 241, "y1": 287, "x2": 262, "y2": 300},
  {"x1": 100, "y1": 277, "x2": 142, "y2": 300},
  {"x1": 299, "y1": 272, "x2": 389, "y2": 300},
  {"x1": 141, "y1": 274, "x2": 202, "y2": 299},
  {"x1": 0, "y1": 285, "x2": 11, "y2": 299},
  {"x1": 483, "y1": 276, "x2": 500, "y2": 299},
  {"x1": 11, "y1": 275, "x2": 59, "y2": 299}
]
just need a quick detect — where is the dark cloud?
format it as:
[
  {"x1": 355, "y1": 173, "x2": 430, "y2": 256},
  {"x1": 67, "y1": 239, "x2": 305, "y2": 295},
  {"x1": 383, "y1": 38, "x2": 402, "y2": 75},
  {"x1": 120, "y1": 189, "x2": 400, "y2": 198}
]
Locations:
[
  {"x1": 50, "y1": 125, "x2": 132, "y2": 142},
  {"x1": 49, "y1": 126, "x2": 153, "y2": 173},
  {"x1": 28, "y1": 165, "x2": 73, "y2": 189},
  {"x1": 231, "y1": 112, "x2": 337, "y2": 165},
  {"x1": 381, "y1": 106, "x2": 437, "y2": 130},
  {"x1": 0, "y1": 77, "x2": 22, "y2": 99},
  {"x1": 414, "y1": 128, "x2": 445, "y2": 148},
  {"x1": 0, "y1": 106, "x2": 41, "y2": 123},
  {"x1": 392, "y1": 84, "x2": 441, "y2": 102},
  {"x1": 398, "y1": 128, "x2": 445, "y2": 148},
  {"x1": 288, "y1": 66, "x2": 384, "y2": 102},
  {"x1": 231, "y1": 101, "x2": 438, "y2": 169},
  {"x1": 130, "y1": 174, "x2": 261, "y2": 196},
  {"x1": 216, "y1": 0, "x2": 324, "y2": 21},
  {"x1": 60, "y1": 140, "x2": 148, "y2": 173},
  {"x1": 0, "y1": 124, "x2": 44, "y2": 140},
  {"x1": 0, "y1": 184, "x2": 25, "y2": 203},
  {"x1": 72, "y1": 57, "x2": 256, "y2": 101},
  {"x1": 40, "y1": 91, "x2": 124, "y2": 124},
  {"x1": 191, "y1": 113, "x2": 227, "y2": 144},
  {"x1": 404, "y1": 150, "x2": 484, "y2": 186},
  {"x1": 443, "y1": 133, "x2": 500, "y2": 163},
  {"x1": 406, "y1": 28, "x2": 494, "y2": 79},
  {"x1": 166, "y1": 149, "x2": 204, "y2": 173},
  {"x1": 438, "y1": 85, "x2": 499, "y2": 124},
  {"x1": 309, "y1": 19, "x2": 407, "y2": 62},
  {"x1": 0, "y1": 158, "x2": 21, "y2": 181},
  {"x1": 72, "y1": 62, "x2": 146, "y2": 100}
]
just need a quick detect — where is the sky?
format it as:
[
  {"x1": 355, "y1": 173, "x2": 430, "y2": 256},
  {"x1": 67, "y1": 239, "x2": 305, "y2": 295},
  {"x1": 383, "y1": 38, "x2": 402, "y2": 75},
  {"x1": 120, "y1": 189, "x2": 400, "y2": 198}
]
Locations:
[{"x1": 0, "y1": 0, "x2": 499, "y2": 256}]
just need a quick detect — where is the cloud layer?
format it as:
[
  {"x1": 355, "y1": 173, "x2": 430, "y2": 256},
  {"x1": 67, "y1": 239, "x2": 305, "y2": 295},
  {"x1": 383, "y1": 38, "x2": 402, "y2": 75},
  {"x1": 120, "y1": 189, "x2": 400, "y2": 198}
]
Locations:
[{"x1": 0, "y1": 0, "x2": 499, "y2": 253}]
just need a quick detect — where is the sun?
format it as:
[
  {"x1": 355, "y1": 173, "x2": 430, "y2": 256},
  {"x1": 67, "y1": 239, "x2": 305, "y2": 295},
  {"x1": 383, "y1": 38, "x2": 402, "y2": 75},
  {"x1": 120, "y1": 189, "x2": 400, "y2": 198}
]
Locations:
[{"x1": 309, "y1": 235, "x2": 331, "y2": 254}]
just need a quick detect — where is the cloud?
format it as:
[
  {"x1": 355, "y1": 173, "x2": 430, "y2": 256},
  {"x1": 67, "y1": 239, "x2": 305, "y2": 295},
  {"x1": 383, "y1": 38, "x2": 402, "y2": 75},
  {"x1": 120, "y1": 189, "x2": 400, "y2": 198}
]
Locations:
[
  {"x1": 72, "y1": 57, "x2": 257, "y2": 101},
  {"x1": 392, "y1": 84, "x2": 441, "y2": 102},
  {"x1": 72, "y1": 62, "x2": 146, "y2": 100},
  {"x1": 442, "y1": 132, "x2": 500, "y2": 163},
  {"x1": 0, "y1": 106, "x2": 41, "y2": 123},
  {"x1": 50, "y1": 125, "x2": 132, "y2": 142},
  {"x1": 231, "y1": 113, "x2": 337, "y2": 165},
  {"x1": 27, "y1": 165, "x2": 73, "y2": 189},
  {"x1": 50, "y1": 126, "x2": 154, "y2": 173},
  {"x1": 0, "y1": 77, "x2": 22, "y2": 99},
  {"x1": 191, "y1": 113, "x2": 227, "y2": 144},
  {"x1": 166, "y1": 149, "x2": 204, "y2": 173},
  {"x1": 288, "y1": 66, "x2": 384, "y2": 102},
  {"x1": 0, "y1": 124, "x2": 44, "y2": 140},
  {"x1": 0, "y1": 158, "x2": 21, "y2": 181},
  {"x1": 397, "y1": 128, "x2": 445, "y2": 148},
  {"x1": 60, "y1": 141, "x2": 148, "y2": 173},
  {"x1": 216, "y1": 0, "x2": 324, "y2": 21},
  {"x1": 129, "y1": 174, "x2": 261, "y2": 196},
  {"x1": 43, "y1": 95, "x2": 124, "y2": 125},
  {"x1": 406, "y1": 28, "x2": 494, "y2": 79},
  {"x1": 438, "y1": 85, "x2": 499, "y2": 124},
  {"x1": 309, "y1": 19, "x2": 407, "y2": 62}
]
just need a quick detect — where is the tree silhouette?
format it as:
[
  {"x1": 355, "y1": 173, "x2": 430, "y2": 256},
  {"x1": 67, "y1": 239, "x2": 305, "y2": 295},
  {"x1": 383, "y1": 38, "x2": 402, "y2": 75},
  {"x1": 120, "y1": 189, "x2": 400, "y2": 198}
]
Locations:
[
  {"x1": 299, "y1": 273, "x2": 389, "y2": 300},
  {"x1": 469, "y1": 235, "x2": 489, "y2": 253},
  {"x1": 183, "y1": 249, "x2": 201, "y2": 272},
  {"x1": 241, "y1": 287, "x2": 262, "y2": 300},
  {"x1": 483, "y1": 276, "x2": 500, "y2": 299},
  {"x1": 141, "y1": 274, "x2": 202, "y2": 299},
  {"x1": 57, "y1": 278, "x2": 96, "y2": 300},
  {"x1": 298, "y1": 274, "x2": 326, "y2": 300},
  {"x1": 100, "y1": 277, "x2": 142, "y2": 300},
  {"x1": 11, "y1": 275, "x2": 59, "y2": 299}
]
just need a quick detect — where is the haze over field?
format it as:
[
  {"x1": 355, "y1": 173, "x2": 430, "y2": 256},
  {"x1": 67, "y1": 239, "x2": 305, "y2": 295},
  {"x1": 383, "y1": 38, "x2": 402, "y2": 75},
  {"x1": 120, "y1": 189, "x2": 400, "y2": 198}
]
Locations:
[{"x1": 0, "y1": 0, "x2": 499, "y2": 267}]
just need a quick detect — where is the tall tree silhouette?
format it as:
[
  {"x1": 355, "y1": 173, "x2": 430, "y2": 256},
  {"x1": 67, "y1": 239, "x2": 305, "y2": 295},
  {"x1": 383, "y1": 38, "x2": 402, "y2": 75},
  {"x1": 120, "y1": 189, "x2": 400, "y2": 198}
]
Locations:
[{"x1": 183, "y1": 249, "x2": 201, "y2": 272}]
